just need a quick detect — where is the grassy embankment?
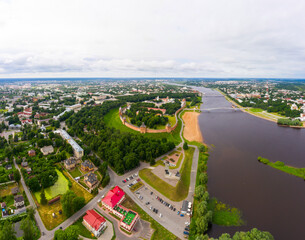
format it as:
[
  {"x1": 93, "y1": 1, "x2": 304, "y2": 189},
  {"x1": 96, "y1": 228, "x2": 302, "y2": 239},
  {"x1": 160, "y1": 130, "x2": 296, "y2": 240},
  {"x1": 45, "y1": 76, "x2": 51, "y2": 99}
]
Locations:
[
  {"x1": 258, "y1": 156, "x2": 305, "y2": 179},
  {"x1": 139, "y1": 147, "x2": 194, "y2": 202},
  {"x1": 121, "y1": 194, "x2": 178, "y2": 240},
  {"x1": 103, "y1": 108, "x2": 182, "y2": 145}
]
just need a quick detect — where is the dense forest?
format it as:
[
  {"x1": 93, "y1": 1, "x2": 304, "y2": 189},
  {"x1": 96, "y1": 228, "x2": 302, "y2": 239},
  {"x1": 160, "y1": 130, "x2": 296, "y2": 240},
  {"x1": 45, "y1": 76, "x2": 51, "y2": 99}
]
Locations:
[
  {"x1": 65, "y1": 100, "x2": 175, "y2": 174},
  {"x1": 161, "y1": 99, "x2": 182, "y2": 115}
]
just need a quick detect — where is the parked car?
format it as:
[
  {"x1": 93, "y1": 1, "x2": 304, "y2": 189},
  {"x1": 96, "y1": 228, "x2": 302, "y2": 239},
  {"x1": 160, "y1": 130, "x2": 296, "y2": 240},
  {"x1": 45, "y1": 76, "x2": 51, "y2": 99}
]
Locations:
[
  {"x1": 146, "y1": 202, "x2": 150, "y2": 205},
  {"x1": 159, "y1": 213, "x2": 163, "y2": 218},
  {"x1": 137, "y1": 178, "x2": 140, "y2": 182},
  {"x1": 150, "y1": 191, "x2": 153, "y2": 195},
  {"x1": 180, "y1": 214, "x2": 184, "y2": 217},
  {"x1": 185, "y1": 226, "x2": 190, "y2": 231},
  {"x1": 177, "y1": 211, "x2": 180, "y2": 215},
  {"x1": 183, "y1": 231, "x2": 189, "y2": 235},
  {"x1": 185, "y1": 222, "x2": 190, "y2": 225}
]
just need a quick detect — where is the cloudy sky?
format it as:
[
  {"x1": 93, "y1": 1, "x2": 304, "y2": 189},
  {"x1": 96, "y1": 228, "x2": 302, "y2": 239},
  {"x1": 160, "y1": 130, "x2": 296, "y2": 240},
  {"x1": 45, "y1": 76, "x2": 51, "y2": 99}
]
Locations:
[{"x1": 0, "y1": 0, "x2": 305, "y2": 78}]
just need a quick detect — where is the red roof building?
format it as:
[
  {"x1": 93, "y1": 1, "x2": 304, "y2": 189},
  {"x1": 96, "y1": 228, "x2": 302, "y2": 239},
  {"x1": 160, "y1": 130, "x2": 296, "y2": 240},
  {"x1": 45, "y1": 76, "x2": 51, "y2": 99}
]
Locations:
[
  {"x1": 83, "y1": 209, "x2": 107, "y2": 237},
  {"x1": 102, "y1": 186, "x2": 125, "y2": 209}
]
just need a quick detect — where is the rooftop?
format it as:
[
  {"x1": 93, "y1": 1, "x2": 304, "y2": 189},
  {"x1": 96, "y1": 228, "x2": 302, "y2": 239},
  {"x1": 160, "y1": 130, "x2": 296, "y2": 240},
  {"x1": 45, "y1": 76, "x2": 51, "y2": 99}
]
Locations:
[
  {"x1": 83, "y1": 209, "x2": 106, "y2": 231},
  {"x1": 102, "y1": 186, "x2": 125, "y2": 208}
]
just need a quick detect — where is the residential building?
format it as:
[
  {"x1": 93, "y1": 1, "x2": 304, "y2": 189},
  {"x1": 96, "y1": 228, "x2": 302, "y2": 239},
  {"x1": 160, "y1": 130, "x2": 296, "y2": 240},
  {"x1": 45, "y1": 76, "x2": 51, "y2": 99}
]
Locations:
[
  {"x1": 28, "y1": 150, "x2": 36, "y2": 157},
  {"x1": 84, "y1": 172, "x2": 98, "y2": 189},
  {"x1": 81, "y1": 160, "x2": 95, "y2": 172},
  {"x1": 55, "y1": 130, "x2": 84, "y2": 159},
  {"x1": 14, "y1": 195, "x2": 24, "y2": 208},
  {"x1": 11, "y1": 187, "x2": 19, "y2": 195},
  {"x1": 64, "y1": 157, "x2": 77, "y2": 170},
  {"x1": 40, "y1": 145, "x2": 54, "y2": 155},
  {"x1": 82, "y1": 209, "x2": 107, "y2": 237}
]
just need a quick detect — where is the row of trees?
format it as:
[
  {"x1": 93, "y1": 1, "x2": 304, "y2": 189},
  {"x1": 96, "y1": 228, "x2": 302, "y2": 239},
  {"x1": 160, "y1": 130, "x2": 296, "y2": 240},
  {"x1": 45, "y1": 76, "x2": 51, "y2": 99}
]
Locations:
[
  {"x1": 61, "y1": 190, "x2": 86, "y2": 217},
  {"x1": 161, "y1": 99, "x2": 182, "y2": 115}
]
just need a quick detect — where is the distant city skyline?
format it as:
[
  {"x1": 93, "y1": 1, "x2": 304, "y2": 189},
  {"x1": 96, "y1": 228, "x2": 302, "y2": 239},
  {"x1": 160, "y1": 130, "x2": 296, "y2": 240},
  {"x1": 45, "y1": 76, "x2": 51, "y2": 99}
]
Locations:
[{"x1": 0, "y1": 0, "x2": 305, "y2": 78}]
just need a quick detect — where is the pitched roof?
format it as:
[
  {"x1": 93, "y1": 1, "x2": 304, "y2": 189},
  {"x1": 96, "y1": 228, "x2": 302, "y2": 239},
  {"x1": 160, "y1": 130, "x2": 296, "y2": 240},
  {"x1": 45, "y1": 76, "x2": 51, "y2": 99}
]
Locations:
[
  {"x1": 84, "y1": 172, "x2": 97, "y2": 184},
  {"x1": 14, "y1": 195, "x2": 24, "y2": 203},
  {"x1": 102, "y1": 186, "x2": 125, "y2": 208},
  {"x1": 83, "y1": 210, "x2": 106, "y2": 231}
]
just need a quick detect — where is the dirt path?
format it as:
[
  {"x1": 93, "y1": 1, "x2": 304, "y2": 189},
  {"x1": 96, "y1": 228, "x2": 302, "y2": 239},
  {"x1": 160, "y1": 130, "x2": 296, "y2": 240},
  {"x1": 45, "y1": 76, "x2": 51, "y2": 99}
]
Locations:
[{"x1": 182, "y1": 111, "x2": 203, "y2": 143}]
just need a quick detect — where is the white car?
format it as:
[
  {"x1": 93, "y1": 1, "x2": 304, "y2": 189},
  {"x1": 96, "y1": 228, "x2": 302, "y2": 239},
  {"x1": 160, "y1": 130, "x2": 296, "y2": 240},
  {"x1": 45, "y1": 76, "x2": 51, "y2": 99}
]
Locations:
[
  {"x1": 185, "y1": 221, "x2": 190, "y2": 225},
  {"x1": 159, "y1": 213, "x2": 163, "y2": 218}
]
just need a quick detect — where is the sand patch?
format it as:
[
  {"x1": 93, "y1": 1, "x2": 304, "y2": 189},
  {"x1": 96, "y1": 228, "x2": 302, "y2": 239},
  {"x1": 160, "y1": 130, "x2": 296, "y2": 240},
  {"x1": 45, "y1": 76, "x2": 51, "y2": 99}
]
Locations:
[{"x1": 182, "y1": 112, "x2": 203, "y2": 143}]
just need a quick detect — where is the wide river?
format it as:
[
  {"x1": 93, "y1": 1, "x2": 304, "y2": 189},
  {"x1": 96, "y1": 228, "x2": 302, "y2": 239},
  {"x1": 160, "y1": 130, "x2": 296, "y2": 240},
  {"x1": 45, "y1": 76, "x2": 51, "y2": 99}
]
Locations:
[{"x1": 194, "y1": 86, "x2": 305, "y2": 239}]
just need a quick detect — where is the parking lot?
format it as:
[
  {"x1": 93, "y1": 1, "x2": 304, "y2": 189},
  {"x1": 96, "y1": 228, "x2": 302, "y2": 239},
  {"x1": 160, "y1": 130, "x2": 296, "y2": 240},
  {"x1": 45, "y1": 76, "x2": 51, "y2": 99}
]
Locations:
[
  {"x1": 120, "y1": 170, "x2": 192, "y2": 238},
  {"x1": 133, "y1": 184, "x2": 191, "y2": 235}
]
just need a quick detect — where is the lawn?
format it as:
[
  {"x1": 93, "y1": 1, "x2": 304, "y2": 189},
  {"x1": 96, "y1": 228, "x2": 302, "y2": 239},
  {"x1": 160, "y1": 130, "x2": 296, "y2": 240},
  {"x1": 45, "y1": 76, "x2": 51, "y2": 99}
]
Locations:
[
  {"x1": 104, "y1": 108, "x2": 182, "y2": 145},
  {"x1": 121, "y1": 194, "x2": 178, "y2": 240},
  {"x1": 72, "y1": 214, "x2": 97, "y2": 239},
  {"x1": 167, "y1": 115, "x2": 177, "y2": 126},
  {"x1": 0, "y1": 182, "x2": 19, "y2": 197},
  {"x1": 62, "y1": 170, "x2": 93, "y2": 202},
  {"x1": 36, "y1": 170, "x2": 94, "y2": 230},
  {"x1": 36, "y1": 198, "x2": 67, "y2": 230},
  {"x1": 34, "y1": 169, "x2": 69, "y2": 202},
  {"x1": 249, "y1": 108, "x2": 263, "y2": 113},
  {"x1": 69, "y1": 167, "x2": 82, "y2": 178},
  {"x1": 139, "y1": 147, "x2": 195, "y2": 201}
]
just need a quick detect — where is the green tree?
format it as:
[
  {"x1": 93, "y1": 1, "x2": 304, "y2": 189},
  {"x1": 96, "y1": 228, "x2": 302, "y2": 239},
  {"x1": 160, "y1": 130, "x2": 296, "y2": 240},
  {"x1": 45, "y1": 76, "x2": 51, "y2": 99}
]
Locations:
[
  {"x1": 20, "y1": 216, "x2": 36, "y2": 240},
  {"x1": 199, "y1": 145, "x2": 206, "y2": 152},
  {"x1": 101, "y1": 174, "x2": 110, "y2": 188},
  {"x1": 27, "y1": 206, "x2": 36, "y2": 220},
  {"x1": 61, "y1": 190, "x2": 76, "y2": 217},
  {"x1": 40, "y1": 188, "x2": 48, "y2": 205},
  {"x1": 198, "y1": 172, "x2": 208, "y2": 185},
  {"x1": 0, "y1": 221, "x2": 17, "y2": 240},
  {"x1": 28, "y1": 177, "x2": 41, "y2": 192},
  {"x1": 13, "y1": 169, "x2": 21, "y2": 182},
  {"x1": 195, "y1": 185, "x2": 205, "y2": 200},
  {"x1": 72, "y1": 196, "x2": 85, "y2": 212},
  {"x1": 183, "y1": 142, "x2": 189, "y2": 150}
]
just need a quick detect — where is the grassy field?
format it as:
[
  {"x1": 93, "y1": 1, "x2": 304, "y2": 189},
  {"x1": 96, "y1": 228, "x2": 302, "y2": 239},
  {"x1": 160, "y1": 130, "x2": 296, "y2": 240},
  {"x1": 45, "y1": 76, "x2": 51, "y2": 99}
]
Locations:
[
  {"x1": 34, "y1": 169, "x2": 69, "y2": 202},
  {"x1": 258, "y1": 157, "x2": 305, "y2": 179},
  {"x1": 36, "y1": 170, "x2": 94, "y2": 230},
  {"x1": 208, "y1": 198, "x2": 244, "y2": 226},
  {"x1": 121, "y1": 195, "x2": 178, "y2": 240},
  {"x1": 139, "y1": 147, "x2": 195, "y2": 202},
  {"x1": 69, "y1": 167, "x2": 83, "y2": 178},
  {"x1": 62, "y1": 171, "x2": 93, "y2": 202},
  {"x1": 104, "y1": 108, "x2": 182, "y2": 145},
  {"x1": 35, "y1": 196, "x2": 67, "y2": 230},
  {"x1": 0, "y1": 182, "x2": 19, "y2": 197},
  {"x1": 72, "y1": 214, "x2": 97, "y2": 239},
  {"x1": 249, "y1": 108, "x2": 263, "y2": 113}
]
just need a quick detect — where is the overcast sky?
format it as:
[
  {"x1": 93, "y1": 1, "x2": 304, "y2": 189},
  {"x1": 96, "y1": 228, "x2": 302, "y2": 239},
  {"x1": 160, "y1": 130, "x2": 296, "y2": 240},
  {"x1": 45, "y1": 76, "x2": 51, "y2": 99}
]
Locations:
[{"x1": 0, "y1": 0, "x2": 305, "y2": 78}]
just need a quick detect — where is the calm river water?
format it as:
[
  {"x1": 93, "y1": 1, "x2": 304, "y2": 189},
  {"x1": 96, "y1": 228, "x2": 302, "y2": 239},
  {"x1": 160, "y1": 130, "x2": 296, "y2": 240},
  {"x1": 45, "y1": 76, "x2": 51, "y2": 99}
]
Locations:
[{"x1": 194, "y1": 86, "x2": 305, "y2": 239}]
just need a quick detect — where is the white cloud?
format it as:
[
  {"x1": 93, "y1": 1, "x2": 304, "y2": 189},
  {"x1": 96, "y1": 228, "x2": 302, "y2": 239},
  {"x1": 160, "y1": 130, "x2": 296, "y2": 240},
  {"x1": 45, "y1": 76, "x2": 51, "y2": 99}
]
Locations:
[{"x1": 0, "y1": 0, "x2": 305, "y2": 77}]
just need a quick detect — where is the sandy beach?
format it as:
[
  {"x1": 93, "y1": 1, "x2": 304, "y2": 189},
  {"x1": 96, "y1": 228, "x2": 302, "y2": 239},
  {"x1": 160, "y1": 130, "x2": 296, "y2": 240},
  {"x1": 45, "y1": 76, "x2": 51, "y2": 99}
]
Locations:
[{"x1": 182, "y1": 111, "x2": 203, "y2": 143}]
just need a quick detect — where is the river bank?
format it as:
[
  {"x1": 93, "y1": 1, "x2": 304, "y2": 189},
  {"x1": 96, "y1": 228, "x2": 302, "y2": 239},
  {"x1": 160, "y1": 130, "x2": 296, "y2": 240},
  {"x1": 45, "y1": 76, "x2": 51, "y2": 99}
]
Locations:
[
  {"x1": 216, "y1": 88, "x2": 305, "y2": 128},
  {"x1": 182, "y1": 111, "x2": 203, "y2": 143}
]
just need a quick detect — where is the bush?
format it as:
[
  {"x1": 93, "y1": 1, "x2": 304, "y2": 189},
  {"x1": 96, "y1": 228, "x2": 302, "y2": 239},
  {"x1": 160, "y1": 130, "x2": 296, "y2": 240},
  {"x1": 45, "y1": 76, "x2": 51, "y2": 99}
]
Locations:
[
  {"x1": 274, "y1": 161, "x2": 285, "y2": 167},
  {"x1": 183, "y1": 142, "x2": 189, "y2": 150},
  {"x1": 258, "y1": 157, "x2": 269, "y2": 164}
]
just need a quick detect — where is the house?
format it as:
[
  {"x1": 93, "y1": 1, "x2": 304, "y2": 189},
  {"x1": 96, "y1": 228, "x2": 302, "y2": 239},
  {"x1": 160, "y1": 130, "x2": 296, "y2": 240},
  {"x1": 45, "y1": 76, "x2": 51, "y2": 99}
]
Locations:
[
  {"x1": 11, "y1": 187, "x2": 19, "y2": 195},
  {"x1": 40, "y1": 145, "x2": 54, "y2": 155},
  {"x1": 5, "y1": 164, "x2": 12, "y2": 170},
  {"x1": 21, "y1": 119, "x2": 33, "y2": 125},
  {"x1": 8, "y1": 173, "x2": 14, "y2": 181},
  {"x1": 84, "y1": 172, "x2": 98, "y2": 189},
  {"x1": 81, "y1": 160, "x2": 95, "y2": 172},
  {"x1": 82, "y1": 209, "x2": 107, "y2": 237},
  {"x1": 64, "y1": 157, "x2": 76, "y2": 170},
  {"x1": 1, "y1": 202, "x2": 6, "y2": 209},
  {"x1": 14, "y1": 195, "x2": 25, "y2": 208},
  {"x1": 21, "y1": 161, "x2": 28, "y2": 167},
  {"x1": 181, "y1": 200, "x2": 189, "y2": 214},
  {"x1": 26, "y1": 167, "x2": 32, "y2": 174},
  {"x1": 28, "y1": 149, "x2": 36, "y2": 157}
]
